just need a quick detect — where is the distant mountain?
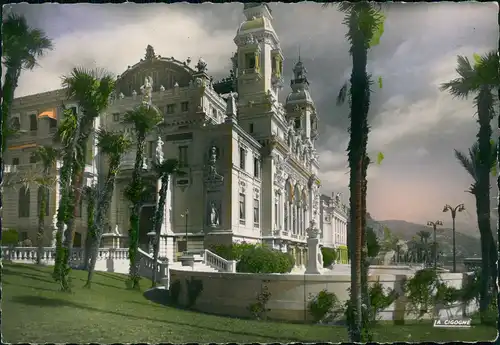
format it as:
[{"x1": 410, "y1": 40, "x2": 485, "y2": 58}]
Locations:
[{"x1": 366, "y1": 214, "x2": 485, "y2": 258}]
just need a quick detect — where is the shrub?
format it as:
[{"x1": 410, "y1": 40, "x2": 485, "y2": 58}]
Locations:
[
  {"x1": 321, "y1": 247, "x2": 337, "y2": 267},
  {"x1": 308, "y1": 289, "x2": 341, "y2": 323},
  {"x1": 210, "y1": 242, "x2": 257, "y2": 260},
  {"x1": 247, "y1": 284, "x2": 271, "y2": 320},
  {"x1": 237, "y1": 246, "x2": 294, "y2": 273},
  {"x1": 2, "y1": 229, "x2": 19, "y2": 247},
  {"x1": 403, "y1": 268, "x2": 451, "y2": 319},
  {"x1": 367, "y1": 280, "x2": 399, "y2": 322},
  {"x1": 20, "y1": 238, "x2": 33, "y2": 247}
]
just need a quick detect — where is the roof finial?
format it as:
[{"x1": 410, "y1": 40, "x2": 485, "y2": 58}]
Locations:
[{"x1": 298, "y1": 45, "x2": 301, "y2": 63}]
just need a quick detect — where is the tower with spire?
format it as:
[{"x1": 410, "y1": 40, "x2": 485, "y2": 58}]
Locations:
[
  {"x1": 234, "y1": 3, "x2": 284, "y2": 106},
  {"x1": 285, "y1": 56, "x2": 319, "y2": 143}
]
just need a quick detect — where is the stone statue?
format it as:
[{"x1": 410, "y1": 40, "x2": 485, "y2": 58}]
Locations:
[
  {"x1": 51, "y1": 215, "x2": 58, "y2": 247},
  {"x1": 119, "y1": 92, "x2": 125, "y2": 99},
  {"x1": 244, "y1": 34, "x2": 255, "y2": 45},
  {"x1": 209, "y1": 145, "x2": 217, "y2": 166},
  {"x1": 145, "y1": 44, "x2": 156, "y2": 60},
  {"x1": 132, "y1": 90, "x2": 137, "y2": 98},
  {"x1": 159, "y1": 85, "x2": 165, "y2": 91},
  {"x1": 208, "y1": 201, "x2": 220, "y2": 227},
  {"x1": 155, "y1": 135, "x2": 164, "y2": 164},
  {"x1": 141, "y1": 76, "x2": 153, "y2": 104},
  {"x1": 226, "y1": 92, "x2": 238, "y2": 119},
  {"x1": 196, "y1": 58, "x2": 207, "y2": 73},
  {"x1": 335, "y1": 193, "x2": 341, "y2": 204}
]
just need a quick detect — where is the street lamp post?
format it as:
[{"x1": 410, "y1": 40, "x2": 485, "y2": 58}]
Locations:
[
  {"x1": 443, "y1": 203, "x2": 465, "y2": 273},
  {"x1": 181, "y1": 209, "x2": 189, "y2": 253},
  {"x1": 427, "y1": 220, "x2": 443, "y2": 269}
]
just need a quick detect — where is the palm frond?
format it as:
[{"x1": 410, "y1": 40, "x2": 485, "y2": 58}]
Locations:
[
  {"x1": 454, "y1": 146, "x2": 478, "y2": 180},
  {"x1": 2, "y1": 13, "x2": 53, "y2": 71},
  {"x1": 122, "y1": 104, "x2": 163, "y2": 137},
  {"x1": 96, "y1": 128, "x2": 132, "y2": 158},
  {"x1": 336, "y1": 81, "x2": 349, "y2": 106}
]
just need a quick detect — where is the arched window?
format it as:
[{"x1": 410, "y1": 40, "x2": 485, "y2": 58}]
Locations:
[
  {"x1": 18, "y1": 187, "x2": 30, "y2": 218},
  {"x1": 37, "y1": 186, "x2": 50, "y2": 217}
]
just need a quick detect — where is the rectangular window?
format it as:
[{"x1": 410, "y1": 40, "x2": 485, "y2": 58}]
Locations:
[
  {"x1": 239, "y1": 193, "x2": 246, "y2": 224},
  {"x1": 181, "y1": 101, "x2": 189, "y2": 112},
  {"x1": 113, "y1": 113, "x2": 120, "y2": 122},
  {"x1": 20, "y1": 231, "x2": 28, "y2": 241},
  {"x1": 166, "y1": 104, "x2": 176, "y2": 114},
  {"x1": 246, "y1": 53, "x2": 256, "y2": 69},
  {"x1": 18, "y1": 187, "x2": 30, "y2": 218},
  {"x1": 11, "y1": 117, "x2": 20, "y2": 131},
  {"x1": 12, "y1": 158, "x2": 20, "y2": 165},
  {"x1": 70, "y1": 106, "x2": 77, "y2": 115},
  {"x1": 49, "y1": 118, "x2": 58, "y2": 129},
  {"x1": 294, "y1": 118, "x2": 301, "y2": 129},
  {"x1": 239, "y1": 147, "x2": 246, "y2": 170},
  {"x1": 249, "y1": 123, "x2": 254, "y2": 133},
  {"x1": 272, "y1": 57, "x2": 277, "y2": 73},
  {"x1": 178, "y1": 146, "x2": 188, "y2": 167},
  {"x1": 29, "y1": 155, "x2": 37, "y2": 164},
  {"x1": 253, "y1": 158, "x2": 260, "y2": 178},
  {"x1": 253, "y1": 198, "x2": 260, "y2": 226},
  {"x1": 29, "y1": 114, "x2": 38, "y2": 131}
]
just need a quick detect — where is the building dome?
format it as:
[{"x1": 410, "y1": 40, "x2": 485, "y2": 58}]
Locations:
[
  {"x1": 285, "y1": 88, "x2": 314, "y2": 105},
  {"x1": 237, "y1": 16, "x2": 273, "y2": 35},
  {"x1": 285, "y1": 58, "x2": 314, "y2": 106}
]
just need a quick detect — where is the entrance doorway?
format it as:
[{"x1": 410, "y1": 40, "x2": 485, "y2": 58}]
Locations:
[{"x1": 139, "y1": 205, "x2": 155, "y2": 252}]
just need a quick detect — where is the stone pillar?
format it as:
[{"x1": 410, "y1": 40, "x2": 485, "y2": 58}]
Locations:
[{"x1": 305, "y1": 220, "x2": 322, "y2": 275}]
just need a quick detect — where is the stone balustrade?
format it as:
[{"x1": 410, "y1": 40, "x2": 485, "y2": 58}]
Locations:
[{"x1": 203, "y1": 249, "x2": 237, "y2": 273}]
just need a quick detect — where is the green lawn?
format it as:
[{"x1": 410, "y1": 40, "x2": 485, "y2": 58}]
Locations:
[{"x1": 2, "y1": 263, "x2": 497, "y2": 343}]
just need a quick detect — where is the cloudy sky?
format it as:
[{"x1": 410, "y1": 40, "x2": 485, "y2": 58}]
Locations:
[{"x1": 6, "y1": 2, "x2": 499, "y2": 233}]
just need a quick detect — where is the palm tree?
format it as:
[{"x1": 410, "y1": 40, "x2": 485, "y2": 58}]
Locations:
[
  {"x1": 54, "y1": 67, "x2": 116, "y2": 291},
  {"x1": 31, "y1": 146, "x2": 59, "y2": 264},
  {"x1": 1, "y1": 13, "x2": 52, "y2": 236},
  {"x1": 52, "y1": 107, "x2": 80, "y2": 285},
  {"x1": 327, "y1": 3, "x2": 385, "y2": 341},
  {"x1": 454, "y1": 140, "x2": 498, "y2": 318},
  {"x1": 84, "y1": 129, "x2": 131, "y2": 288},
  {"x1": 151, "y1": 158, "x2": 182, "y2": 287},
  {"x1": 122, "y1": 103, "x2": 163, "y2": 289},
  {"x1": 442, "y1": 51, "x2": 499, "y2": 321},
  {"x1": 2, "y1": 13, "x2": 53, "y2": 154}
]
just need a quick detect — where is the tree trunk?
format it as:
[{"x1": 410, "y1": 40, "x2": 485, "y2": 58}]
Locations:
[
  {"x1": 85, "y1": 234, "x2": 100, "y2": 289},
  {"x1": 83, "y1": 189, "x2": 96, "y2": 270},
  {"x1": 85, "y1": 161, "x2": 119, "y2": 287},
  {"x1": 127, "y1": 138, "x2": 146, "y2": 289},
  {"x1": 53, "y1": 109, "x2": 83, "y2": 282},
  {"x1": 152, "y1": 176, "x2": 169, "y2": 287},
  {"x1": 2, "y1": 66, "x2": 21, "y2": 153},
  {"x1": 36, "y1": 186, "x2": 47, "y2": 265},
  {"x1": 346, "y1": 17, "x2": 369, "y2": 340},
  {"x1": 476, "y1": 89, "x2": 494, "y2": 322},
  {"x1": 52, "y1": 155, "x2": 73, "y2": 281}
]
